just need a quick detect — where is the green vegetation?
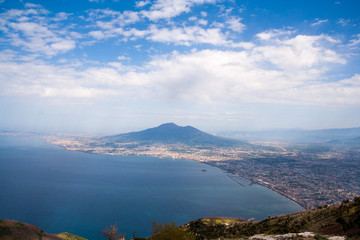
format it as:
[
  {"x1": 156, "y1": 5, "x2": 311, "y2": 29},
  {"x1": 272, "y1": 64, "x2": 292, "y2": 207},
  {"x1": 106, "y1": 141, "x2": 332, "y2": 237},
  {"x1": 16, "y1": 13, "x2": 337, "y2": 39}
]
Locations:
[
  {"x1": 148, "y1": 221, "x2": 196, "y2": 240},
  {"x1": 57, "y1": 232, "x2": 88, "y2": 240},
  {"x1": 36, "y1": 230, "x2": 44, "y2": 240},
  {"x1": 0, "y1": 221, "x2": 11, "y2": 238},
  {"x1": 13, "y1": 221, "x2": 25, "y2": 229},
  {"x1": 185, "y1": 197, "x2": 360, "y2": 240},
  {"x1": 314, "y1": 234, "x2": 329, "y2": 240}
]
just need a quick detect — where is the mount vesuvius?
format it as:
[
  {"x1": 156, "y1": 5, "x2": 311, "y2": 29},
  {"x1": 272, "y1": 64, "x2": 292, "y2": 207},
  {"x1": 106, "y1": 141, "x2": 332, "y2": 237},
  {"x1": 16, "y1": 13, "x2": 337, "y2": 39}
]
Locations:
[{"x1": 101, "y1": 123, "x2": 247, "y2": 147}]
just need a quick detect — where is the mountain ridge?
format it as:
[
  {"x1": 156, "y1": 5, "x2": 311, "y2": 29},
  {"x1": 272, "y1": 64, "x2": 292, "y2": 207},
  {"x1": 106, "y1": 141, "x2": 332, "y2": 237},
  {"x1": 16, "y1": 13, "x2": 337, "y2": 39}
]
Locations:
[
  {"x1": 218, "y1": 127, "x2": 360, "y2": 143},
  {"x1": 185, "y1": 197, "x2": 360, "y2": 239},
  {"x1": 102, "y1": 122, "x2": 246, "y2": 147}
]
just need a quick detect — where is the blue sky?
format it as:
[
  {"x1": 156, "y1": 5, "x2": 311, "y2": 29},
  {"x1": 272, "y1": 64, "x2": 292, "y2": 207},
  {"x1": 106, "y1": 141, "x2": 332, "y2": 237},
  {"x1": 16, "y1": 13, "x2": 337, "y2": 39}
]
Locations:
[{"x1": 0, "y1": 0, "x2": 360, "y2": 134}]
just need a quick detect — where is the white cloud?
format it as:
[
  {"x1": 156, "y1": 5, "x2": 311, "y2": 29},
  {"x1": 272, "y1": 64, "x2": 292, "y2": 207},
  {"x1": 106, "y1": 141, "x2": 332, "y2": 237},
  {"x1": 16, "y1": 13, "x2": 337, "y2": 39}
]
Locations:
[
  {"x1": 0, "y1": 5, "x2": 355, "y2": 108},
  {"x1": 136, "y1": 0, "x2": 151, "y2": 7},
  {"x1": 147, "y1": 25, "x2": 228, "y2": 46},
  {"x1": 42, "y1": 87, "x2": 99, "y2": 98},
  {"x1": 255, "y1": 30, "x2": 345, "y2": 72},
  {"x1": 85, "y1": 9, "x2": 142, "y2": 42},
  {"x1": 348, "y1": 34, "x2": 360, "y2": 47},
  {"x1": 122, "y1": 28, "x2": 149, "y2": 39},
  {"x1": 6, "y1": 21, "x2": 76, "y2": 55},
  {"x1": 142, "y1": 0, "x2": 217, "y2": 21},
  {"x1": 4, "y1": 6, "x2": 49, "y2": 18},
  {"x1": 87, "y1": 23, "x2": 235, "y2": 47},
  {"x1": 226, "y1": 16, "x2": 245, "y2": 33},
  {"x1": 0, "y1": 6, "x2": 76, "y2": 56},
  {"x1": 24, "y1": 3, "x2": 43, "y2": 8},
  {"x1": 198, "y1": 19, "x2": 208, "y2": 25},
  {"x1": 0, "y1": 61, "x2": 119, "y2": 98},
  {"x1": 118, "y1": 55, "x2": 130, "y2": 61},
  {"x1": 0, "y1": 34, "x2": 354, "y2": 107},
  {"x1": 85, "y1": 1, "x2": 248, "y2": 46},
  {"x1": 89, "y1": 9, "x2": 141, "y2": 28},
  {"x1": 52, "y1": 12, "x2": 70, "y2": 21},
  {"x1": 230, "y1": 42, "x2": 255, "y2": 49},
  {"x1": 70, "y1": 31, "x2": 83, "y2": 39},
  {"x1": 135, "y1": 49, "x2": 355, "y2": 105},
  {"x1": 89, "y1": 30, "x2": 106, "y2": 39},
  {"x1": 108, "y1": 62, "x2": 135, "y2": 72},
  {"x1": 50, "y1": 39, "x2": 76, "y2": 52},
  {"x1": 337, "y1": 18, "x2": 350, "y2": 26},
  {"x1": 311, "y1": 18, "x2": 328, "y2": 27},
  {"x1": 277, "y1": 74, "x2": 360, "y2": 105},
  {"x1": 0, "y1": 50, "x2": 17, "y2": 61},
  {"x1": 189, "y1": 16, "x2": 197, "y2": 21},
  {"x1": 256, "y1": 29, "x2": 294, "y2": 41}
]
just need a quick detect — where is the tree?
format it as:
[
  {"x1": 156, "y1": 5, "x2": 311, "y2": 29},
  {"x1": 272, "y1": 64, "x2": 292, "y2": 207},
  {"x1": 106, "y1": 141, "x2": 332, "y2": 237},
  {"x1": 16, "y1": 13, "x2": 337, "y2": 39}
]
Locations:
[{"x1": 102, "y1": 223, "x2": 126, "y2": 240}]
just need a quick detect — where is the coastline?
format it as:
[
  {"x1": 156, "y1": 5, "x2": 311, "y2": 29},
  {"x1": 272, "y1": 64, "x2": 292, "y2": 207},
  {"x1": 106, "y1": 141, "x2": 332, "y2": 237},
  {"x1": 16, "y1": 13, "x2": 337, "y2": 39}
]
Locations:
[
  {"x1": 221, "y1": 170, "x2": 307, "y2": 210},
  {"x1": 227, "y1": 173, "x2": 307, "y2": 210},
  {"x1": 47, "y1": 139, "x2": 308, "y2": 212}
]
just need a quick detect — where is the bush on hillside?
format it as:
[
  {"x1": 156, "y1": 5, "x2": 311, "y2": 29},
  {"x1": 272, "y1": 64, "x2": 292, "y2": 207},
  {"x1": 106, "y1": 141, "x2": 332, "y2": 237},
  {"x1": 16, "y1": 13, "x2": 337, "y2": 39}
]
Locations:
[{"x1": 149, "y1": 222, "x2": 195, "y2": 240}]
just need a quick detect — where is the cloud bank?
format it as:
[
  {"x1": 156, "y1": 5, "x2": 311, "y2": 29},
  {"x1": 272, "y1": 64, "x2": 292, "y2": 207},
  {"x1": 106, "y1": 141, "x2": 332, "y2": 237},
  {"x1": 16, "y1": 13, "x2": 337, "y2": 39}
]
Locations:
[{"x1": 0, "y1": 0, "x2": 360, "y2": 131}]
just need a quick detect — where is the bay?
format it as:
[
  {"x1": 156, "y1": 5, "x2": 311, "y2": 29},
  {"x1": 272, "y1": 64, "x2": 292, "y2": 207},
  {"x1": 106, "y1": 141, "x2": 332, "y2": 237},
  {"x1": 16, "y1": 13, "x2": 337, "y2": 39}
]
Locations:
[{"x1": 0, "y1": 135, "x2": 303, "y2": 239}]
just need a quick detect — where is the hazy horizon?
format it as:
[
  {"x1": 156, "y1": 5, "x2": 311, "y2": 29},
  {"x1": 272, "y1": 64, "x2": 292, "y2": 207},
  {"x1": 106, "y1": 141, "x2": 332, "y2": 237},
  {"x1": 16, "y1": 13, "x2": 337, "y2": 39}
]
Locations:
[
  {"x1": 2, "y1": 121, "x2": 360, "y2": 138},
  {"x1": 1, "y1": 0, "x2": 360, "y2": 134}
]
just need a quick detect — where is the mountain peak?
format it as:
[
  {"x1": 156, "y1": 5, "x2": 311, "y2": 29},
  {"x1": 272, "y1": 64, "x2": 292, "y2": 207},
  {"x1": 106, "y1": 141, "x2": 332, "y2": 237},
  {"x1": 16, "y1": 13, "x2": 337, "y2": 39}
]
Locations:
[
  {"x1": 105, "y1": 123, "x2": 245, "y2": 147},
  {"x1": 158, "y1": 122, "x2": 179, "y2": 128}
]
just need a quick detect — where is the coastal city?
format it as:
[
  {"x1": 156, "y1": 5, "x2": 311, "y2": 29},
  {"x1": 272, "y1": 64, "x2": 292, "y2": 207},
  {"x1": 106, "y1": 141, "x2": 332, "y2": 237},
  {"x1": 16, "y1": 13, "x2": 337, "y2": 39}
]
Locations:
[{"x1": 47, "y1": 135, "x2": 360, "y2": 210}]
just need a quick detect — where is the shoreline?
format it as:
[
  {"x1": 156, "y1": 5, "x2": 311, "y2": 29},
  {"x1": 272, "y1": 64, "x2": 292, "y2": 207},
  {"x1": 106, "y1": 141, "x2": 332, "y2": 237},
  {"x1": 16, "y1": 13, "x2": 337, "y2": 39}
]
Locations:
[
  {"x1": 50, "y1": 140, "x2": 309, "y2": 211},
  {"x1": 37, "y1": 133, "x2": 309, "y2": 212},
  {"x1": 230, "y1": 174, "x2": 307, "y2": 210},
  {"x1": 221, "y1": 170, "x2": 307, "y2": 210}
]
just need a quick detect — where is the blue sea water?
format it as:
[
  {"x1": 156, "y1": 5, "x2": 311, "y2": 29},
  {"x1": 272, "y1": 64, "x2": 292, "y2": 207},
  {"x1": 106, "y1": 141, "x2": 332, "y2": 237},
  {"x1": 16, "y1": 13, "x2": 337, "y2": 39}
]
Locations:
[{"x1": 0, "y1": 135, "x2": 303, "y2": 239}]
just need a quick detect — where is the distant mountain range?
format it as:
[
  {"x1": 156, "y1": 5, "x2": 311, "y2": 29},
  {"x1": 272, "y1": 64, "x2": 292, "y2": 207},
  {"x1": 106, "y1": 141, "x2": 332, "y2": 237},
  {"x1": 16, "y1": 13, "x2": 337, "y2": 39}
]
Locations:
[
  {"x1": 218, "y1": 127, "x2": 360, "y2": 144},
  {"x1": 102, "y1": 123, "x2": 246, "y2": 147},
  {"x1": 327, "y1": 136, "x2": 360, "y2": 146}
]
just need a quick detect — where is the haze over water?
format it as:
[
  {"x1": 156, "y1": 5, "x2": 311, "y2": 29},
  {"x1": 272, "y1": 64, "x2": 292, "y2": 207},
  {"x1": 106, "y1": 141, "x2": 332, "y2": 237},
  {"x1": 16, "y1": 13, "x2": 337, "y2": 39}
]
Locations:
[{"x1": 0, "y1": 136, "x2": 303, "y2": 239}]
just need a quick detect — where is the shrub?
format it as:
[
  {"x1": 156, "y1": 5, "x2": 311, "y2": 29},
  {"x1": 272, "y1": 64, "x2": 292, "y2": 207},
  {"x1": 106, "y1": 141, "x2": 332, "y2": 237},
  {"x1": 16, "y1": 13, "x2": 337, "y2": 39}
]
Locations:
[
  {"x1": 0, "y1": 225, "x2": 11, "y2": 237},
  {"x1": 102, "y1": 223, "x2": 125, "y2": 240},
  {"x1": 314, "y1": 234, "x2": 328, "y2": 240}
]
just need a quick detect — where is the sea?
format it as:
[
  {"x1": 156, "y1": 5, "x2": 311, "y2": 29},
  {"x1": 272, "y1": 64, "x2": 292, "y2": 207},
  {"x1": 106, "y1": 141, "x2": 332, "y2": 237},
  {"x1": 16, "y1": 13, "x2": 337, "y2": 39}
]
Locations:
[{"x1": 0, "y1": 135, "x2": 304, "y2": 239}]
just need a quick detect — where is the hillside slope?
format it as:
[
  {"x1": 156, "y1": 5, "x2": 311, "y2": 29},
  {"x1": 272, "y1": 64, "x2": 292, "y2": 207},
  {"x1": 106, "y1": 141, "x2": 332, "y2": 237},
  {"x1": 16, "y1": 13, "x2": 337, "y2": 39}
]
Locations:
[
  {"x1": 0, "y1": 220, "x2": 86, "y2": 240},
  {"x1": 185, "y1": 197, "x2": 360, "y2": 239}
]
